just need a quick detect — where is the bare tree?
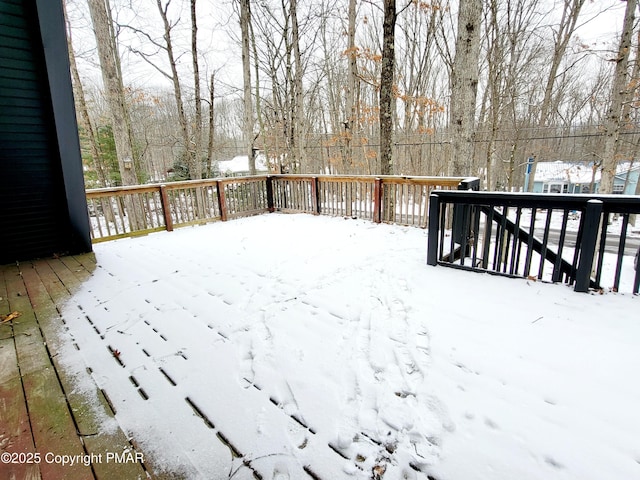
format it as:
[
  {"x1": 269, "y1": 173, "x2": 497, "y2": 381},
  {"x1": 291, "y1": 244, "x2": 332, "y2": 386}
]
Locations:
[
  {"x1": 450, "y1": 0, "x2": 482, "y2": 177},
  {"x1": 291, "y1": 0, "x2": 305, "y2": 170},
  {"x1": 206, "y1": 73, "x2": 216, "y2": 177},
  {"x1": 526, "y1": 0, "x2": 587, "y2": 191},
  {"x1": 154, "y1": 0, "x2": 195, "y2": 178},
  {"x1": 86, "y1": 0, "x2": 139, "y2": 187},
  {"x1": 191, "y1": 0, "x2": 203, "y2": 179},
  {"x1": 396, "y1": 1, "x2": 447, "y2": 175},
  {"x1": 69, "y1": 0, "x2": 635, "y2": 187},
  {"x1": 379, "y1": 0, "x2": 397, "y2": 176},
  {"x1": 344, "y1": 0, "x2": 359, "y2": 172},
  {"x1": 600, "y1": 0, "x2": 637, "y2": 193},
  {"x1": 239, "y1": 0, "x2": 256, "y2": 174},
  {"x1": 65, "y1": 0, "x2": 108, "y2": 187}
]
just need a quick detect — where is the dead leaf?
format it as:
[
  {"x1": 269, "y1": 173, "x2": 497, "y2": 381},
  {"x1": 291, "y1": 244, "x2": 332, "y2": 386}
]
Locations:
[
  {"x1": 373, "y1": 463, "x2": 387, "y2": 478},
  {"x1": 1, "y1": 311, "x2": 21, "y2": 323},
  {"x1": 527, "y1": 275, "x2": 537, "y2": 281}
]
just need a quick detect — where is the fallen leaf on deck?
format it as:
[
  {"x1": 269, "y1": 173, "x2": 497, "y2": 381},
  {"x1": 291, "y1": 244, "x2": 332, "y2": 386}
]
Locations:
[
  {"x1": 1, "y1": 311, "x2": 21, "y2": 323},
  {"x1": 373, "y1": 464, "x2": 387, "y2": 477}
]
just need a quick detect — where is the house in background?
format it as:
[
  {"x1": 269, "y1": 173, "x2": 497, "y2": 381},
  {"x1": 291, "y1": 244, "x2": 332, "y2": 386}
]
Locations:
[
  {"x1": 216, "y1": 154, "x2": 269, "y2": 177},
  {"x1": 0, "y1": 0, "x2": 91, "y2": 263},
  {"x1": 613, "y1": 163, "x2": 640, "y2": 194},
  {"x1": 531, "y1": 161, "x2": 640, "y2": 195}
]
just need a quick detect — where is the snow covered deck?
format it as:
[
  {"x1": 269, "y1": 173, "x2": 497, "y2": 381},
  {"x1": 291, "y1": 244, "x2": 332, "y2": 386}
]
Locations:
[{"x1": 3, "y1": 214, "x2": 640, "y2": 480}]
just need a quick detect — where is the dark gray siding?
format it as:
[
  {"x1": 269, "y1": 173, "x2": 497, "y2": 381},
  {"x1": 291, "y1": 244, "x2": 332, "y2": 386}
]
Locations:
[{"x1": 0, "y1": 0, "x2": 91, "y2": 263}]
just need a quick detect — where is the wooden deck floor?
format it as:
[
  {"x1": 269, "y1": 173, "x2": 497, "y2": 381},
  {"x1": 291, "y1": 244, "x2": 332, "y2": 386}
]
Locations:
[{"x1": 0, "y1": 254, "x2": 152, "y2": 480}]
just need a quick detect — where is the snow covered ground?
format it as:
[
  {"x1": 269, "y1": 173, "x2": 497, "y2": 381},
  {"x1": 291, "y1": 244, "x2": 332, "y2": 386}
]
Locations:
[{"x1": 58, "y1": 214, "x2": 640, "y2": 480}]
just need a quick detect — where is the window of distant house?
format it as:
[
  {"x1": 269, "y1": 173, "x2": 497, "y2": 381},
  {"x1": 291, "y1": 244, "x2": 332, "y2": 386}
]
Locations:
[{"x1": 546, "y1": 183, "x2": 567, "y2": 193}]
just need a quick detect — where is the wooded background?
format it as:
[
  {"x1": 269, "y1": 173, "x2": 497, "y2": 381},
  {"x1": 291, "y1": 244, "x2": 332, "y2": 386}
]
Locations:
[{"x1": 64, "y1": 0, "x2": 640, "y2": 194}]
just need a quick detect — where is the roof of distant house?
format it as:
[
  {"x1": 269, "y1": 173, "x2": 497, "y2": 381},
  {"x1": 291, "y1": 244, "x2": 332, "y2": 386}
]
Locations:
[
  {"x1": 534, "y1": 161, "x2": 597, "y2": 184},
  {"x1": 217, "y1": 155, "x2": 268, "y2": 174},
  {"x1": 534, "y1": 160, "x2": 639, "y2": 183}
]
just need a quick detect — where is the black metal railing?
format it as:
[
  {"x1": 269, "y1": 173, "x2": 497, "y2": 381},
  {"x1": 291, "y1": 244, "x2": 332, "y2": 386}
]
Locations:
[{"x1": 427, "y1": 191, "x2": 640, "y2": 294}]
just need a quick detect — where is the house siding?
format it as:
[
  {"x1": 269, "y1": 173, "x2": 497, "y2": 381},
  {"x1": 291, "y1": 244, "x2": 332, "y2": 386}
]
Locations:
[{"x1": 0, "y1": 0, "x2": 91, "y2": 263}]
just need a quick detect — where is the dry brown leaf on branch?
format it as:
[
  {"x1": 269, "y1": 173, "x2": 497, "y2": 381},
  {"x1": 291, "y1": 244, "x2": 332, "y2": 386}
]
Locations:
[{"x1": 1, "y1": 311, "x2": 21, "y2": 323}]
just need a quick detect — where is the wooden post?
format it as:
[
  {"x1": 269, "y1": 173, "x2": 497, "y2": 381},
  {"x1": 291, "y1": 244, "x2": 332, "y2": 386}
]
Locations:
[
  {"x1": 159, "y1": 184, "x2": 173, "y2": 232},
  {"x1": 311, "y1": 177, "x2": 319, "y2": 215},
  {"x1": 373, "y1": 178, "x2": 382, "y2": 223},
  {"x1": 266, "y1": 176, "x2": 275, "y2": 213},
  {"x1": 216, "y1": 180, "x2": 228, "y2": 221}
]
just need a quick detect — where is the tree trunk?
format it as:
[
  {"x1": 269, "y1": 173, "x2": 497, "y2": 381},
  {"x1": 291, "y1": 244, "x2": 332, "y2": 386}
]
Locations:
[
  {"x1": 379, "y1": 0, "x2": 396, "y2": 176},
  {"x1": 156, "y1": 0, "x2": 193, "y2": 179},
  {"x1": 87, "y1": 0, "x2": 139, "y2": 187},
  {"x1": 449, "y1": 0, "x2": 482, "y2": 177},
  {"x1": 87, "y1": 0, "x2": 143, "y2": 231},
  {"x1": 206, "y1": 73, "x2": 215, "y2": 178},
  {"x1": 191, "y1": 0, "x2": 203, "y2": 179},
  {"x1": 65, "y1": 3, "x2": 107, "y2": 187},
  {"x1": 239, "y1": 0, "x2": 255, "y2": 174},
  {"x1": 344, "y1": 0, "x2": 358, "y2": 174},
  {"x1": 527, "y1": 0, "x2": 586, "y2": 191},
  {"x1": 250, "y1": 15, "x2": 268, "y2": 169},
  {"x1": 291, "y1": 0, "x2": 304, "y2": 172},
  {"x1": 600, "y1": 0, "x2": 636, "y2": 194}
]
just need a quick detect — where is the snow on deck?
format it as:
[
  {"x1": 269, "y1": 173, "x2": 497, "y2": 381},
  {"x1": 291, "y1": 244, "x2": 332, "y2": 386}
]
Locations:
[{"x1": 60, "y1": 214, "x2": 640, "y2": 480}]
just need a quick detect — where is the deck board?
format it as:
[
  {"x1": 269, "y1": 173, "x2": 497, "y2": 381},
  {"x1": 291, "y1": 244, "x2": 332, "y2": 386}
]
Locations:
[
  {"x1": 0, "y1": 266, "x2": 41, "y2": 480},
  {"x1": 29, "y1": 259, "x2": 149, "y2": 480},
  {"x1": 0, "y1": 255, "x2": 148, "y2": 480},
  {"x1": 4, "y1": 262, "x2": 93, "y2": 480}
]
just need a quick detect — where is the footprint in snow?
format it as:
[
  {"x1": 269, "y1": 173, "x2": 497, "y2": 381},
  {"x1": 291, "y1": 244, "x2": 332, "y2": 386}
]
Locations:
[
  {"x1": 544, "y1": 456, "x2": 564, "y2": 469},
  {"x1": 272, "y1": 464, "x2": 290, "y2": 479},
  {"x1": 484, "y1": 417, "x2": 499, "y2": 429}
]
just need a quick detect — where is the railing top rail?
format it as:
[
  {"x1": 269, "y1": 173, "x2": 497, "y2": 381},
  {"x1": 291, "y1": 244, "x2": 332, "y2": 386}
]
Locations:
[
  {"x1": 163, "y1": 177, "x2": 263, "y2": 189},
  {"x1": 85, "y1": 175, "x2": 272, "y2": 196},
  {"x1": 86, "y1": 174, "x2": 478, "y2": 196},
  {"x1": 86, "y1": 184, "x2": 162, "y2": 197},
  {"x1": 271, "y1": 174, "x2": 476, "y2": 187},
  {"x1": 217, "y1": 175, "x2": 269, "y2": 185},
  {"x1": 271, "y1": 174, "x2": 318, "y2": 182},
  {"x1": 380, "y1": 176, "x2": 467, "y2": 186},
  {"x1": 430, "y1": 190, "x2": 640, "y2": 212}
]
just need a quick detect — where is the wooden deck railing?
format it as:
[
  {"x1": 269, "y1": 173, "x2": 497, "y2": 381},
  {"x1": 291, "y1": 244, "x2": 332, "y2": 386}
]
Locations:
[{"x1": 85, "y1": 174, "x2": 479, "y2": 242}]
